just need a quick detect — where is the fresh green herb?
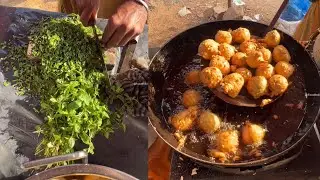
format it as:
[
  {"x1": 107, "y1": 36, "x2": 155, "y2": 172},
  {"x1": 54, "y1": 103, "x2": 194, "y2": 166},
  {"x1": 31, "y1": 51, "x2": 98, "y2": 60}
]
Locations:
[
  {"x1": 3, "y1": 81, "x2": 10, "y2": 87},
  {"x1": 0, "y1": 14, "x2": 136, "y2": 163}
]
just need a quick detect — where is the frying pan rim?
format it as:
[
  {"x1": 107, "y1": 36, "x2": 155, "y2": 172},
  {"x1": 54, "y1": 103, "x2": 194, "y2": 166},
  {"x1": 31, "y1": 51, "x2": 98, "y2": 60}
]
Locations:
[{"x1": 148, "y1": 20, "x2": 320, "y2": 166}]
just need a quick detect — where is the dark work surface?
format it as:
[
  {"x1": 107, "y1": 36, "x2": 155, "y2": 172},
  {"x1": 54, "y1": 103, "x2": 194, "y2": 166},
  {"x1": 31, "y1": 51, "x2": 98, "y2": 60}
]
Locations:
[
  {"x1": 0, "y1": 6, "x2": 148, "y2": 180},
  {"x1": 170, "y1": 123, "x2": 320, "y2": 180}
]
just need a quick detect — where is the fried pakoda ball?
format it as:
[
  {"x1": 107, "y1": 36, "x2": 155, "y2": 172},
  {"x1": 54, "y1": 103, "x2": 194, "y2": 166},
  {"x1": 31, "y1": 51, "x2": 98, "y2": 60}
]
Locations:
[
  {"x1": 232, "y1": 27, "x2": 251, "y2": 43},
  {"x1": 209, "y1": 55, "x2": 231, "y2": 75},
  {"x1": 170, "y1": 106, "x2": 200, "y2": 131},
  {"x1": 235, "y1": 67, "x2": 252, "y2": 82},
  {"x1": 275, "y1": 61, "x2": 294, "y2": 78},
  {"x1": 218, "y1": 43, "x2": 236, "y2": 61},
  {"x1": 259, "y1": 47, "x2": 272, "y2": 63},
  {"x1": 246, "y1": 51, "x2": 266, "y2": 68},
  {"x1": 220, "y1": 73, "x2": 245, "y2": 98},
  {"x1": 185, "y1": 70, "x2": 201, "y2": 85},
  {"x1": 216, "y1": 130, "x2": 239, "y2": 154},
  {"x1": 231, "y1": 52, "x2": 247, "y2": 67},
  {"x1": 198, "y1": 39, "x2": 219, "y2": 60},
  {"x1": 198, "y1": 110, "x2": 221, "y2": 133},
  {"x1": 182, "y1": 89, "x2": 202, "y2": 108},
  {"x1": 256, "y1": 63, "x2": 275, "y2": 79},
  {"x1": 264, "y1": 30, "x2": 281, "y2": 48},
  {"x1": 273, "y1": 45, "x2": 291, "y2": 63},
  {"x1": 215, "y1": 30, "x2": 232, "y2": 44},
  {"x1": 239, "y1": 41, "x2": 257, "y2": 54},
  {"x1": 242, "y1": 121, "x2": 266, "y2": 147},
  {"x1": 200, "y1": 67, "x2": 223, "y2": 88},
  {"x1": 268, "y1": 74, "x2": 289, "y2": 97},
  {"x1": 247, "y1": 76, "x2": 268, "y2": 99}
]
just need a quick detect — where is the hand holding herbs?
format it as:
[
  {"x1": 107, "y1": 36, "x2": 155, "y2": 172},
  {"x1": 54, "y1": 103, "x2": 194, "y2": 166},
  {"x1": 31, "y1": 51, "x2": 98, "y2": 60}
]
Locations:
[{"x1": 0, "y1": 14, "x2": 136, "y2": 161}]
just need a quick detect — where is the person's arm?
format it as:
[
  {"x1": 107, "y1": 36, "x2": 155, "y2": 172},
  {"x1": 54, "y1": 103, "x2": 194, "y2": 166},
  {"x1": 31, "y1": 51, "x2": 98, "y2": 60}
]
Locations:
[{"x1": 101, "y1": 0, "x2": 148, "y2": 48}]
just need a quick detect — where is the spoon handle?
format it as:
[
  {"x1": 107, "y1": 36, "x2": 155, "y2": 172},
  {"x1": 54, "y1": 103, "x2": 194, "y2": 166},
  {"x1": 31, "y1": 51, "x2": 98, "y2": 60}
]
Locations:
[{"x1": 265, "y1": 0, "x2": 289, "y2": 35}]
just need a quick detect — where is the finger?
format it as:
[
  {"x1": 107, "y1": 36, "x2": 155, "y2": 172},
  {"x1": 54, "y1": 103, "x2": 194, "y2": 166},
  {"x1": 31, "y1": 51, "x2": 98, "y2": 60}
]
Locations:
[
  {"x1": 102, "y1": 17, "x2": 120, "y2": 45},
  {"x1": 74, "y1": 0, "x2": 84, "y2": 14},
  {"x1": 118, "y1": 29, "x2": 136, "y2": 47},
  {"x1": 80, "y1": 7, "x2": 93, "y2": 26},
  {"x1": 88, "y1": 5, "x2": 99, "y2": 26},
  {"x1": 106, "y1": 25, "x2": 127, "y2": 48}
]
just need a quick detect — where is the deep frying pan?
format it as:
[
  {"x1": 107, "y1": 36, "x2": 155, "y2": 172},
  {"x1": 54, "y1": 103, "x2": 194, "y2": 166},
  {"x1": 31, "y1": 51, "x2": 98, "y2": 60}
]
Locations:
[{"x1": 148, "y1": 20, "x2": 320, "y2": 167}]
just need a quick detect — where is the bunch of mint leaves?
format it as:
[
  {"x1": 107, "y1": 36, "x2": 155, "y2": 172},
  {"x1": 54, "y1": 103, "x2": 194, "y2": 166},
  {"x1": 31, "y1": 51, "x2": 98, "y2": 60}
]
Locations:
[{"x1": 0, "y1": 14, "x2": 136, "y2": 163}]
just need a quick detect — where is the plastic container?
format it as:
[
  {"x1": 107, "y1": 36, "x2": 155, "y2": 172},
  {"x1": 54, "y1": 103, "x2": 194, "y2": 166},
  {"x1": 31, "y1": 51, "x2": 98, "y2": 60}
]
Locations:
[{"x1": 280, "y1": 0, "x2": 311, "y2": 21}]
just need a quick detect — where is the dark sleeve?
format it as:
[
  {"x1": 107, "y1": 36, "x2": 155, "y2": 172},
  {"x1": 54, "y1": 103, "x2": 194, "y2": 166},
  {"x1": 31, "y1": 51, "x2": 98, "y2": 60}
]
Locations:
[{"x1": 310, "y1": 0, "x2": 317, "y2": 2}]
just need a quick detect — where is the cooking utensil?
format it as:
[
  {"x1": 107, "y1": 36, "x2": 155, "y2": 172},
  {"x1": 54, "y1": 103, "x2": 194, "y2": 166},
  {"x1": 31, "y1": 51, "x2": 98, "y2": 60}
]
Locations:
[
  {"x1": 23, "y1": 151, "x2": 138, "y2": 180},
  {"x1": 211, "y1": 0, "x2": 289, "y2": 107},
  {"x1": 148, "y1": 20, "x2": 320, "y2": 167}
]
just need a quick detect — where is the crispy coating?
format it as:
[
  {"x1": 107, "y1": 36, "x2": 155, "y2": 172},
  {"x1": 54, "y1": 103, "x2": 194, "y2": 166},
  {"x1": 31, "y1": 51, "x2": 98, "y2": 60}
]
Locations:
[
  {"x1": 242, "y1": 121, "x2": 266, "y2": 147},
  {"x1": 247, "y1": 76, "x2": 268, "y2": 99},
  {"x1": 232, "y1": 27, "x2": 251, "y2": 43},
  {"x1": 170, "y1": 106, "x2": 200, "y2": 131},
  {"x1": 239, "y1": 41, "x2": 257, "y2": 54},
  {"x1": 207, "y1": 149, "x2": 228, "y2": 162},
  {"x1": 218, "y1": 43, "x2": 236, "y2": 61},
  {"x1": 198, "y1": 39, "x2": 219, "y2": 60},
  {"x1": 182, "y1": 89, "x2": 202, "y2": 107},
  {"x1": 215, "y1": 30, "x2": 232, "y2": 44},
  {"x1": 209, "y1": 55, "x2": 231, "y2": 75},
  {"x1": 275, "y1": 61, "x2": 295, "y2": 78},
  {"x1": 268, "y1": 74, "x2": 289, "y2": 97},
  {"x1": 200, "y1": 67, "x2": 223, "y2": 88},
  {"x1": 231, "y1": 52, "x2": 247, "y2": 67},
  {"x1": 185, "y1": 70, "x2": 201, "y2": 85},
  {"x1": 259, "y1": 47, "x2": 272, "y2": 63},
  {"x1": 220, "y1": 73, "x2": 245, "y2": 98},
  {"x1": 216, "y1": 130, "x2": 239, "y2": 154},
  {"x1": 256, "y1": 63, "x2": 275, "y2": 79},
  {"x1": 273, "y1": 45, "x2": 291, "y2": 63},
  {"x1": 246, "y1": 51, "x2": 266, "y2": 68},
  {"x1": 235, "y1": 67, "x2": 252, "y2": 82},
  {"x1": 264, "y1": 30, "x2": 281, "y2": 48},
  {"x1": 198, "y1": 110, "x2": 221, "y2": 133}
]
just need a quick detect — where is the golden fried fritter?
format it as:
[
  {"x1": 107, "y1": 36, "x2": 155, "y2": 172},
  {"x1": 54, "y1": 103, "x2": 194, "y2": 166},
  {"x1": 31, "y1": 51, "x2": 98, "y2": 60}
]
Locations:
[
  {"x1": 218, "y1": 43, "x2": 236, "y2": 61},
  {"x1": 220, "y1": 73, "x2": 245, "y2": 98},
  {"x1": 216, "y1": 130, "x2": 239, "y2": 154},
  {"x1": 259, "y1": 47, "x2": 272, "y2": 63},
  {"x1": 232, "y1": 27, "x2": 251, "y2": 43},
  {"x1": 209, "y1": 55, "x2": 231, "y2": 75},
  {"x1": 246, "y1": 51, "x2": 266, "y2": 68},
  {"x1": 170, "y1": 106, "x2": 200, "y2": 131},
  {"x1": 247, "y1": 76, "x2": 268, "y2": 99},
  {"x1": 231, "y1": 52, "x2": 247, "y2": 67},
  {"x1": 268, "y1": 74, "x2": 289, "y2": 97},
  {"x1": 275, "y1": 61, "x2": 294, "y2": 78},
  {"x1": 264, "y1": 30, "x2": 281, "y2": 48},
  {"x1": 215, "y1": 30, "x2": 232, "y2": 44},
  {"x1": 200, "y1": 67, "x2": 223, "y2": 88},
  {"x1": 273, "y1": 45, "x2": 291, "y2": 63},
  {"x1": 235, "y1": 67, "x2": 252, "y2": 82},
  {"x1": 182, "y1": 89, "x2": 202, "y2": 108},
  {"x1": 198, "y1": 110, "x2": 221, "y2": 134},
  {"x1": 185, "y1": 70, "x2": 201, "y2": 85},
  {"x1": 198, "y1": 39, "x2": 219, "y2": 60},
  {"x1": 256, "y1": 63, "x2": 275, "y2": 79},
  {"x1": 242, "y1": 121, "x2": 266, "y2": 147},
  {"x1": 239, "y1": 41, "x2": 257, "y2": 54}
]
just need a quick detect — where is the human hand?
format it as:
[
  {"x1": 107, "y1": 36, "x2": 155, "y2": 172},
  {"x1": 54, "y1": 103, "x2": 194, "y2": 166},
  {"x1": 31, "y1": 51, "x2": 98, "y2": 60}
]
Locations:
[
  {"x1": 102, "y1": 0, "x2": 148, "y2": 48},
  {"x1": 74, "y1": 0, "x2": 100, "y2": 26}
]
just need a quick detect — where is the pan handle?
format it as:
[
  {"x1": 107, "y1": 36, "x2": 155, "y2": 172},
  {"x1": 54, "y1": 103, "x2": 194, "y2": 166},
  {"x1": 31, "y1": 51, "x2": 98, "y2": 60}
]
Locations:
[
  {"x1": 21, "y1": 151, "x2": 88, "y2": 170},
  {"x1": 265, "y1": 0, "x2": 289, "y2": 34}
]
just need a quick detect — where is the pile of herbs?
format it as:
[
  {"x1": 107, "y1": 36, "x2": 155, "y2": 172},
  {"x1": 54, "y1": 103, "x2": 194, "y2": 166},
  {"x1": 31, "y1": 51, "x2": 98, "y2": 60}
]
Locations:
[{"x1": 0, "y1": 14, "x2": 135, "y2": 161}]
